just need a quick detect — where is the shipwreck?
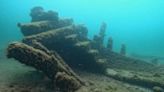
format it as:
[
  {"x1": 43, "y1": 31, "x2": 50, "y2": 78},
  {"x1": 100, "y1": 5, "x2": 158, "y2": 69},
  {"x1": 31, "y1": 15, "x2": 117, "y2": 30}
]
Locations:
[{"x1": 6, "y1": 7, "x2": 164, "y2": 92}]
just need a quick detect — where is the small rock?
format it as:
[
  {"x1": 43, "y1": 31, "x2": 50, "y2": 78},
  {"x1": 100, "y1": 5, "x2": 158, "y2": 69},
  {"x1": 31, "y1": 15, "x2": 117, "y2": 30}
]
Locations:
[
  {"x1": 153, "y1": 73, "x2": 161, "y2": 77},
  {"x1": 8, "y1": 84, "x2": 14, "y2": 88},
  {"x1": 20, "y1": 88, "x2": 31, "y2": 92},
  {"x1": 153, "y1": 86, "x2": 164, "y2": 92}
]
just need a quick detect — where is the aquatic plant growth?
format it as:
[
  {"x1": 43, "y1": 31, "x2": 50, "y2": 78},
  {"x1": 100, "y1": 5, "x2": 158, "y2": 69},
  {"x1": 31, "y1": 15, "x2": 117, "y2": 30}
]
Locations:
[{"x1": 6, "y1": 7, "x2": 164, "y2": 92}]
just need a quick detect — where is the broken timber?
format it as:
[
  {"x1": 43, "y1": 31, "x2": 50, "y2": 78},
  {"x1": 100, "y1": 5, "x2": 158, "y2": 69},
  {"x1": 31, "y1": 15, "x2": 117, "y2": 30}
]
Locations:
[{"x1": 7, "y1": 42, "x2": 85, "y2": 91}]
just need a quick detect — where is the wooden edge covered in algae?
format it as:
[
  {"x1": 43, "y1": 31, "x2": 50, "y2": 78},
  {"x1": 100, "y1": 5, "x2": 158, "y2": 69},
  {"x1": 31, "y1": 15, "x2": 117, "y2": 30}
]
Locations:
[
  {"x1": 7, "y1": 42, "x2": 87, "y2": 92},
  {"x1": 106, "y1": 68, "x2": 164, "y2": 91}
]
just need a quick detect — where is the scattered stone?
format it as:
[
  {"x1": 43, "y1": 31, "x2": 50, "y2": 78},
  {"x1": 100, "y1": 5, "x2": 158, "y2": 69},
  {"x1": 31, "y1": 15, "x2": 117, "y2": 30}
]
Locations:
[
  {"x1": 153, "y1": 73, "x2": 161, "y2": 77},
  {"x1": 153, "y1": 86, "x2": 164, "y2": 92}
]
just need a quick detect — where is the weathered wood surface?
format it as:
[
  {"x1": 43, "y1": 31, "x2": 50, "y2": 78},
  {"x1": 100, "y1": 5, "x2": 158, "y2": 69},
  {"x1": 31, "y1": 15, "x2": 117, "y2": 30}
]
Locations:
[
  {"x1": 7, "y1": 42, "x2": 85, "y2": 91},
  {"x1": 22, "y1": 25, "x2": 105, "y2": 72},
  {"x1": 106, "y1": 68, "x2": 164, "y2": 89}
]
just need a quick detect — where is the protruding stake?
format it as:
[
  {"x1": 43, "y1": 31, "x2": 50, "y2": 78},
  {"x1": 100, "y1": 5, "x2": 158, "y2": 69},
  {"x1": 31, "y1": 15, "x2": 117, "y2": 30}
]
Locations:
[
  {"x1": 107, "y1": 37, "x2": 113, "y2": 51},
  {"x1": 120, "y1": 44, "x2": 126, "y2": 55}
]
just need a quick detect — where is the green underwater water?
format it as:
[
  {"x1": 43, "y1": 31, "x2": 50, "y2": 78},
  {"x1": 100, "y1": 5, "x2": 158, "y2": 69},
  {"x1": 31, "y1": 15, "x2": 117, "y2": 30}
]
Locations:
[{"x1": 0, "y1": 0, "x2": 164, "y2": 63}]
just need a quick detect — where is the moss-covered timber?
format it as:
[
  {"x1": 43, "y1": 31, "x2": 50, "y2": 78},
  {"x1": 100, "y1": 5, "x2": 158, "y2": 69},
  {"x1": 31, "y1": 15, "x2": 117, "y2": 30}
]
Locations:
[{"x1": 7, "y1": 42, "x2": 85, "y2": 92}]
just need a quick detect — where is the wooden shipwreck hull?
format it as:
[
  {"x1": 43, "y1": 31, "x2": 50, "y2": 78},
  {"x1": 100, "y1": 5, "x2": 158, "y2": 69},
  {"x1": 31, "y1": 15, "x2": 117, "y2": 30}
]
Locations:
[{"x1": 6, "y1": 7, "x2": 164, "y2": 92}]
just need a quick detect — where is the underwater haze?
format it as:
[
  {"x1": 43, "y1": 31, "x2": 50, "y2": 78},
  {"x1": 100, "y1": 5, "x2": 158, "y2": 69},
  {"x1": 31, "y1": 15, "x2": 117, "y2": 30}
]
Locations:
[{"x1": 1, "y1": 0, "x2": 164, "y2": 63}]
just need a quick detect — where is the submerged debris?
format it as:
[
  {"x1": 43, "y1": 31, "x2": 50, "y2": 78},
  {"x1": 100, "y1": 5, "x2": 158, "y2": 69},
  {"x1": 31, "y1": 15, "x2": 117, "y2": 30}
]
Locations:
[
  {"x1": 93, "y1": 22, "x2": 107, "y2": 51},
  {"x1": 30, "y1": 6, "x2": 59, "y2": 22},
  {"x1": 107, "y1": 37, "x2": 113, "y2": 51},
  {"x1": 7, "y1": 42, "x2": 84, "y2": 91},
  {"x1": 106, "y1": 68, "x2": 164, "y2": 89},
  {"x1": 120, "y1": 44, "x2": 126, "y2": 56},
  {"x1": 153, "y1": 86, "x2": 164, "y2": 92},
  {"x1": 6, "y1": 6, "x2": 164, "y2": 92},
  {"x1": 151, "y1": 58, "x2": 160, "y2": 66}
]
